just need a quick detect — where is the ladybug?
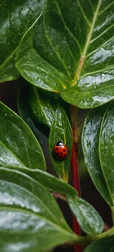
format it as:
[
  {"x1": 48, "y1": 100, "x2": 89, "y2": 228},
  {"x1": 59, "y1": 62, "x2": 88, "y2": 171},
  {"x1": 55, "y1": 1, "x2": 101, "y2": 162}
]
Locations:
[{"x1": 53, "y1": 140, "x2": 68, "y2": 161}]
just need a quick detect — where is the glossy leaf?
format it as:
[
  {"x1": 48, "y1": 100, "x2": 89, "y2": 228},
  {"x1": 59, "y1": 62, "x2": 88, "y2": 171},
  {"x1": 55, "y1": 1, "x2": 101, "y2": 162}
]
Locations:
[
  {"x1": 0, "y1": 0, "x2": 46, "y2": 82},
  {"x1": 9, "y1": 166, "x2": 77, "y2": 196},
  {"x1": 61, "y1": 70, "x2": 114, "y2": 109},
  {"x1": 99, "y1": 101, "x2": 114, "y2": 205},
  {"x1": 15, "y1": 6, "x2": 71, "y2": 93},
  {"x1": 67, "y1": 195, "x2": 104, "y2": 235},
  {"x1": 17, "y1": 83, "x2": 49, "y2": 138},
  {"x1": 16, "y1": 0, "x2": 114, "y2": 108},
  {"x1": 49, "y1": 106, "x2": 72, "y2": 182},
  {"x1": 0, "y1": 102, "x2": 46, "y2": 170},
  {"x1": 17, "y1": 84, "x2": 54, "y2": 171},
  {"x1": 3, "y1": 165, "x2": 103, "y2": 236},
  {"x1": 18, "y1": 84, "x2": 70, "y2": 137},
  {"x1": 84, "y1": 236, "x2": 114, "y2": 252},
  {"x1": 82, "y1": 106, "x2": 112, "y2": 206},
  {"x1": 17, "y1": 83, "x2": 46, "y2": 132},
  {"x1": 28, "y1": 86, "x2": 60, "y2": 128},
  {"x1": 0, "y1": 167, "x2": 76, "y2": 252},
  {"x1": 27, "y1": 168, "x2": 103, "y2": 235}
]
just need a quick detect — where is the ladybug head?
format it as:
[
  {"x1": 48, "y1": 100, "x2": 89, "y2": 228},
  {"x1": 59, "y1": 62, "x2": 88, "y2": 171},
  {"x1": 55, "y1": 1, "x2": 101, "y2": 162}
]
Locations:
[{"x1": 56, "y1": 140, "x2": 64, "y2": 146}]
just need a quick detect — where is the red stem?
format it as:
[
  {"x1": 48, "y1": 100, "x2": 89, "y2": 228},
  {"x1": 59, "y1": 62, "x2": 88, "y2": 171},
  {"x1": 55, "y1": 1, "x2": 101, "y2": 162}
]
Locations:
[
  {"x1": 71, "y1": 106, "x2": 82, "y2": 252},
  {"x1": 71, "y1": 136, "x2": 81, "y2": 196}
]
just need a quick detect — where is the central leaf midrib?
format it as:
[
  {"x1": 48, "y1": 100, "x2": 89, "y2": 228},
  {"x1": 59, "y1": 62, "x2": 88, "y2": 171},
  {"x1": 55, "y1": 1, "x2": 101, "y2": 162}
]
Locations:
[{"x1": 72, "y1": 0, "x2": 102, "y2": 86}]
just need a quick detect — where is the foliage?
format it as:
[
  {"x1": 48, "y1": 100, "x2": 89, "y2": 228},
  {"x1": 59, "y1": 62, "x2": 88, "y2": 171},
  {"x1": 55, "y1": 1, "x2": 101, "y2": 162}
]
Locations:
[{"x1": 0, "y1": 0, "x2": 114, "y2": 251}]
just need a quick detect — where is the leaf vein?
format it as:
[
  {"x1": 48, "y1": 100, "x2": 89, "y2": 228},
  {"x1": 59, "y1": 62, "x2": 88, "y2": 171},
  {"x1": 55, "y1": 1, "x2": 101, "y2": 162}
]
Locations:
[
  {"x1": 0, "y1": 140, "x2": 25, "y2": 167},
  {"x1": 55, "y1": 0, "x2": 81, "y2": 54},
  {"x1": 99, "y1": 2, "x2": 114, "y2": 15},
  {"x1": 0, "y1": 206, "x2": 71, "y2": 234},
  {"x1": 77, "y1": 0, "x2": 91, "y2": 26},
  {"x1": 80, "y1": 65, "x2": 114, "y2": 79},
  {"x1": 72, "y1": 0, "x2": 102, "y2": 86},
  {"x1": 33, "y1": 87, "x2": 49, "y2": 124},
  {"x1": 43, "y1": 7, "x2": 72, "y2": 80},
  {"x1": 86, "y1": 37, "x2": 114, "y2": 58},
  {"x1": 91, "y1": 24, "x2": 114, "y2": 44},
  {"x1": 88, "y1": 0, "x2": 94, "y2": 13}
]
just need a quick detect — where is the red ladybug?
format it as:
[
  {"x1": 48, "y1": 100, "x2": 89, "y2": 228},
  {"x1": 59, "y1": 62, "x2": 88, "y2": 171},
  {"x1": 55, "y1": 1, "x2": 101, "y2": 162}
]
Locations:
[{"x1": 53, "y1": 140, "x2": 68, "y2": 161}]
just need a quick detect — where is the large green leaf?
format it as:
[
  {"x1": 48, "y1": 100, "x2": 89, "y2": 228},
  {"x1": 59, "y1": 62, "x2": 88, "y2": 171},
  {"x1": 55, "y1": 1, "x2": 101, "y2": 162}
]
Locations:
[
  {"x1": 5, "y1": 166, "x2": 77, "y2": 196},
  {"x1": 18, "y1": 83, "x2": 70, "y2": 138},
  {"x1": 84, "y1": 236, "x2": 114, "y2": 252},
  {"x1": 82, "y1": 106, "x2": 112, "y2": 206},
  {"x1": 3, "y1": 166, "x2": 104, "y2": 236},
  {"x1": 99, "y1": 101, "x2": 114, "y2": 206},
  {"x1": 17, "y1": 84, "x2": 54, "y2": 170},
  {"x1": 28, "y1": 86, "x2": 60, "y2": 128},
  {"x1": 0, "y1": 167, "x2": 77, "y2": 252},
  {"x1": 0, "y1": 0, "x2": 46, "y2": 82},
  {"x1": 0, "y1": 102, "x2": 46, "y2": 170},
  {"x1": 49, "y1": 106, "x2": 72, "y2": 182},
  {"x1": 16, "y1": 0, "x2": 114, "y2": 108},
  {"x1": 67, "y1": 195, "x2": 104, "y2": 235},
  {"x1": 17, "y1": 81, "x2": 49, "y2": 136}
]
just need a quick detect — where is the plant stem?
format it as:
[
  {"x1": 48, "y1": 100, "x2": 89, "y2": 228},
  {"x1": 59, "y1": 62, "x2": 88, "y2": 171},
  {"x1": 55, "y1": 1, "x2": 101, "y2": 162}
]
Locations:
[
  {"x1": 97, "y1": 226, "x2": 114, "y2": 239},
  {"x1": 53, "y1": 192, "x2": 67, "y2": 201},
  {"x1": 70, "y1": 105, "x2": 82, "y2": 252},
  {"x1": 111, "y1": 207, "x2": 114, "y2": 226},
  {"x1": 71, "y1": 135, "x2": 81, "y2": 196}
]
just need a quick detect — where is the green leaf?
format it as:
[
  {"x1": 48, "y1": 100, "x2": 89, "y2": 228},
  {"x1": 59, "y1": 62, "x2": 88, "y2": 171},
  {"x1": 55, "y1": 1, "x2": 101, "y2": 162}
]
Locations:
[
  {"x1": 49, "y1": 106, "x2": 72, "y2": 182},
  {"x1": 3, "y1": 165, "x2": 104, "y2": 236},
  {"x1": 0, "y1": 57, "x2": 20, "y2": 83},
  {"x1": 61, "y1": 68, "x2": 114, "y2": 109},
  {"x1": 18, "y1": 84, "x2": 52, "y2": 168},
  {"x1": 1, "y1": 166, "x2": 103, "y2": 236},
  {"x1": 67, "y1": 195, "x2": 104, "y2": 235},
  {"x1": 84, "y1": 236, "x2": 114, "y2": 252},
  {"x1": 0, "y1": 167, "x2": 76, "y2": 252},
  {"x1": 28, "y1": 86, "x2": 60, "y2": 128},
  {"x1": 0, "y1": 102, "x2": 46, "y2": 170},
  {"x1": 0, "y1": 0, "x2": 46, "y2": 83},
  {"x1": 18, "y1": 83, "x2": 70, "y2": 138},
  {"x1": 99, "y1": 101, "x2": 114, "y2": 206},
  {"x1": 82, "y1": 106, "x2": 112, "y2": 206},
  {"x1": 18, "y1": 82, "x2": 49, "y2": 136},
  {"x1": 7, "y1": 166, "x2": 77, "y2": 196},
  {"x1": 16, "y1": 0, "x2": 114, "y2": 108}
]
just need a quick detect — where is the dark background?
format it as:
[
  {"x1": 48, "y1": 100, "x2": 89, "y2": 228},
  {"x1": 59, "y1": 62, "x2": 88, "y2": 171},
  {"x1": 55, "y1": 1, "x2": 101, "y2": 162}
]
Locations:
[{"x1": 0, "y1": 81, "x2": 112, "y2": 252}]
